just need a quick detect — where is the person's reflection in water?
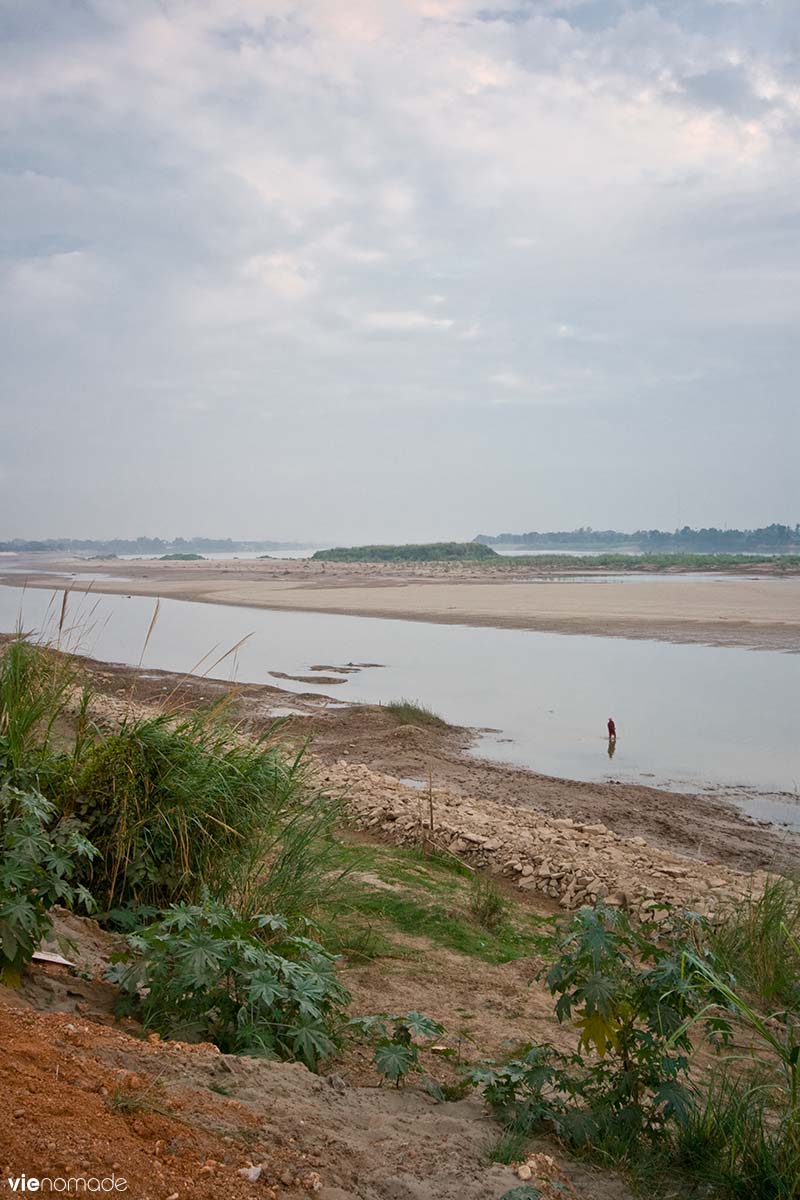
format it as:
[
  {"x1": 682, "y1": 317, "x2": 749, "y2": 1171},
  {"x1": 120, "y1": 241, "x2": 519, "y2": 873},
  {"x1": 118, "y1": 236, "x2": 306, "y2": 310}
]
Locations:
[
  {"x1": 607, "y1": 737, "x2": 616, "y2": 759},
  {"x1": 607, "y1": 716, "x2": 617, "y2": 759}
]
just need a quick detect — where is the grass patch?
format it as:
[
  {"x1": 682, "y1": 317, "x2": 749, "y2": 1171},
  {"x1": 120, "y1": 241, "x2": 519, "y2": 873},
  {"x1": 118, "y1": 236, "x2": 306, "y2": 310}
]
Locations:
[
  {"x1": 325, "y1": 840, "x2": 556, "y2": 964},
  {"x1": 493, "y1": 552, "x2": 800, "y2": 573},
  {"x1": 487, "y1": 1129, "x2": 531, "y2": 1165},
  {"x1": 705, "y1": 876, "x2": 800, "y2": 1008},
  {"x1": 0, "y1": 637, "x2": 81, "y2": 785},
  {"x1": 632, "y1": 1067, "x2": 800, "y2": 1200},
  {"x1": 384, "y1": 699, "x2": 447, "y2": 728},
  {"x1": 1, "y1": 637, "x2": 355, "y2": 927}
]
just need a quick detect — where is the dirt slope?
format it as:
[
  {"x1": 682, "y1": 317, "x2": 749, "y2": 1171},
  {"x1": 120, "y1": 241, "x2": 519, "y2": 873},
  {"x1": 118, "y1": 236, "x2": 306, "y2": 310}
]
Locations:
[{"x1": 0, "y1": 987, "x2": 630, "y2": 1200}]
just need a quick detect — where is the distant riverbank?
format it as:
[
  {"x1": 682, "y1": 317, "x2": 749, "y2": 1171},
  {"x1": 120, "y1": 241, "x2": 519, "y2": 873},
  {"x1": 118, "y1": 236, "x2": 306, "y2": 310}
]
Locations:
[{"x1": 2, "y1": 552, "x2": 800, "y2": 652}]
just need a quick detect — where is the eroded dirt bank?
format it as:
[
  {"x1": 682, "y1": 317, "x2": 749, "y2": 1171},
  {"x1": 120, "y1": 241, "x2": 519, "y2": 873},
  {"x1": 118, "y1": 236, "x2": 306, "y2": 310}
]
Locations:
[{"x1": 1, "y1": 909, "x2": 633, "y2": 1200}]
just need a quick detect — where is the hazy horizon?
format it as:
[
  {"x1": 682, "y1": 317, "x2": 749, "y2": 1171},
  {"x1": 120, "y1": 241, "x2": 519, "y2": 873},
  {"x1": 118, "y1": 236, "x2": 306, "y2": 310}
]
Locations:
[
  {"x1": 2, "y1": 1, "x2": 798, "y2": 538},
  {"x1": 2, "y1": 522, "x2": 799, "y2": 549}
]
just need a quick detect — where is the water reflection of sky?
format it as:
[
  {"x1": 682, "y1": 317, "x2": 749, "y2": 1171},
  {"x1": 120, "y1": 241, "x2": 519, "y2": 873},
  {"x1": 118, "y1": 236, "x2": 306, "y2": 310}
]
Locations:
[{"x1": 0, "y1": 583, "x2": 797, "y2": 830}]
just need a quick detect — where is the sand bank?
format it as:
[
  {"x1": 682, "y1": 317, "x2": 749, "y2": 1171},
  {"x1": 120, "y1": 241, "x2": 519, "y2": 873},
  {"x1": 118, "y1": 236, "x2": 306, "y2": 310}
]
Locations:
[{"x1": 2, "y1": 554, "x2": 799, "y2": 651}]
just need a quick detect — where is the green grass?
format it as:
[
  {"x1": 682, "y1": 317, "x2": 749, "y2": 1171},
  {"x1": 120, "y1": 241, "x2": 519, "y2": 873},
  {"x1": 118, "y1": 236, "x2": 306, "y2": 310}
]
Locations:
[
  {"x1": 631, "y1": 1067, "x2": 800, "y2": 1200},
  {"x1": 0, "y1": 637, "x2": 80, "y2": 784},
  {"x1": 704, "y1": 876, "x2": 800, "y2": 1008},
  {"x1": 384, "y1": 699, "x2": 447, "y2": 728},
  {"x1": 312, "y1": 542, "x2": 499, "y2": 562},
  {"x1": 55, "y1": 710, "x2": 350, "y2": 917},
  {"x1": 323, "y1": 840, "x2": 556, "y2": 964},
  {"x1": 486, "y1": 1129, "x2": 531, "y2": 1166},
  {"x1": 1, "y1": 637, "x2": 354, "y2": 924}
]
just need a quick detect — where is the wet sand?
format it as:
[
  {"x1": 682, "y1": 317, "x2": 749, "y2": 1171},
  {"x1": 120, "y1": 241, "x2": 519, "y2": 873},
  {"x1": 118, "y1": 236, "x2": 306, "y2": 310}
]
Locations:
[{"x1": 2, "y1": 554, "x2": 800, "y2": 651}]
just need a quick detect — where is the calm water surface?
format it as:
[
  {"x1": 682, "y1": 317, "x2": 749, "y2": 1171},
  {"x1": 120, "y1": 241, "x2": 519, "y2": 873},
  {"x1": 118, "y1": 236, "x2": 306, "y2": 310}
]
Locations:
[{"x1": 1, "y1": 584, "x2": 797, "y2": 829}]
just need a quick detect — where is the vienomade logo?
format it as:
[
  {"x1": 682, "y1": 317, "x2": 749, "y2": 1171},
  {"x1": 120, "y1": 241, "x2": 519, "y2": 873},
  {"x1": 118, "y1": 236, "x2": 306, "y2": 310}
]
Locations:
[{"x1": 5, "y1": 1176, "x2": 128, "y2": 1193}]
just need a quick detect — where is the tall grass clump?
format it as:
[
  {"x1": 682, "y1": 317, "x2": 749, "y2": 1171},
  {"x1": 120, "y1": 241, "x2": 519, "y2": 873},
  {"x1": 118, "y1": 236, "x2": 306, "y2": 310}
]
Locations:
[
  {"x1": 57, "y1": 711, "x2": 347, "y2": 917},
  {"x1": 0, "y1": 637, "x2": 80, "y2": 785},
  {"x1": 469, "y1": 877, "x2": 510, "y2": 932},
  {"x1": 667, "y1": 1068, "x2": 800, "y2": 1200},
  {"x1": 704, "y1": 877, "x2": 800, "y2": 1008},
  {"x1": 385, "y1": 699, "x2": 446, "y2": 728}
]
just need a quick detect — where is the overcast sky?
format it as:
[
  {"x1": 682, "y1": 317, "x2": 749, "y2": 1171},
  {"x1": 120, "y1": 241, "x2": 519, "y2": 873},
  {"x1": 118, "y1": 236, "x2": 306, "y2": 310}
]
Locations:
[{"x1": 1, "y1": 0, "x2": 798, "y2": 542}]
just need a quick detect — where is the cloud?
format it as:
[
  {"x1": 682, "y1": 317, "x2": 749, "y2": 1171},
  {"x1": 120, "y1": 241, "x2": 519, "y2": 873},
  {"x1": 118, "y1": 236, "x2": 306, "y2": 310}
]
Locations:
[
  {"x1": 489, "y1": 371, "x2": 523, "y2": 388},
  {"x1": 0, "y1": 0, "x2": 797, "y2": 538},
  {"x1": 361, "y1": 310, "x2": 455, "y2": 332},
  {"x1": 240, "y1": 253, "x2": 318, "y2": 301}
]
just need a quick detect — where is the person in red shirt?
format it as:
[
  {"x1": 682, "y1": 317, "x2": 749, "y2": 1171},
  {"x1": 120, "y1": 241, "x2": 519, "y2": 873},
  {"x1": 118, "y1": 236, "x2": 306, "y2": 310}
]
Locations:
[{"x1": 607, "y1": 717, "x2": 617, "y2": 740}]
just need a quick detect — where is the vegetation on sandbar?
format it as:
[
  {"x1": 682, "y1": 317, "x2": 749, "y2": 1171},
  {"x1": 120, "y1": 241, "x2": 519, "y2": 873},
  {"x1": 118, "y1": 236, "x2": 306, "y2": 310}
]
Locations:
[
  {"x1": 313, "y1": 542, "x2": 499, "y2": 562},
  {"x1": 384, "y1": 698, "x2": 447, "y2": 728}
]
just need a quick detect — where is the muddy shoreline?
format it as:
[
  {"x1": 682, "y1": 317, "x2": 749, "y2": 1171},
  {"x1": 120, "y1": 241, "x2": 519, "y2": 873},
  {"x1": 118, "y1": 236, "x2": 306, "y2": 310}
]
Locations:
[
  {"x1": 2, "y1": 554, "x2": 800, "y2": 651},
  {"x1": 36, "y1": 644, "x2": 799, "y2": 878}
]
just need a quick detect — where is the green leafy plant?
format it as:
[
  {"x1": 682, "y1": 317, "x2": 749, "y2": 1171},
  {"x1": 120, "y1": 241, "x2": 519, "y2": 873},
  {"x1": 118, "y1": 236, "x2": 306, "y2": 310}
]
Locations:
[
  {"x1": 108, "y1": 898, "x2": 351, "y2": 1067},
  {"x1": 348, "y1": 1011, "x2": 445, "y2": 1086},
  {"x1": 470, "y1": 906, "x2": 728, "y2": 1157},
  {"x1": 0, "y1": 783, "x2": 96, "y2": 986}
]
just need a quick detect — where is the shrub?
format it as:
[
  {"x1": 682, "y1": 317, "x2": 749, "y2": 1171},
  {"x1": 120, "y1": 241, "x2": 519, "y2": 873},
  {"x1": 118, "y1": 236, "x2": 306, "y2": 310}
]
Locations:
[
  {"x1": 58, "y1": 712, "x2": 346, "y2": 915},
  {"x1": 0, "y1": 783, "x2": 96, "y2": 985},
  {"x1": 109, "y1": 898, "x2": 351, "y2": 1066},
  {"x1": 469, "y1": 905, "x2": 724, "y2": 1156},
  {"x1": 470, "y1": 902, "x2": 800, "y2": 1198},
  {"x1": 469, "y1": 877, "x2": 510, "y2": 931}
]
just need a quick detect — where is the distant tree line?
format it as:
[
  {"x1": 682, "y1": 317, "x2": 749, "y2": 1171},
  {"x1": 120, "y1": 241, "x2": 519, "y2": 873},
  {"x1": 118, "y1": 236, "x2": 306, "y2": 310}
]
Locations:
[
  {"x1": 474, "y1": 524, "x2": 800, "y2": 553},
  {"x1": 0, "y1": 537, "x2": 311, "y2": 554}
]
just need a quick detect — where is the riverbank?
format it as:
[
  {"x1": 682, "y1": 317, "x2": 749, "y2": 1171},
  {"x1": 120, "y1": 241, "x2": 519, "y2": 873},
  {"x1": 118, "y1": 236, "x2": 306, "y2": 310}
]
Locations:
[
  {"x1": 53, "y1": 647, "x2": 800, "y2": 882},
  {"x1": 2, "y1": 636, "x2": 795, "y2": 1200},
  {"x1": 2, "y1": 553, "x2": 799, "y2": 651}
]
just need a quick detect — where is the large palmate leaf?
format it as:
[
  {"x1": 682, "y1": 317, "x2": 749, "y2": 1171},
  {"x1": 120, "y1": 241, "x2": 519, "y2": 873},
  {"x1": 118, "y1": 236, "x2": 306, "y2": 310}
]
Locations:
[{"x1": 374, "y1": 1040, "x2": 416, "y2": 1082}]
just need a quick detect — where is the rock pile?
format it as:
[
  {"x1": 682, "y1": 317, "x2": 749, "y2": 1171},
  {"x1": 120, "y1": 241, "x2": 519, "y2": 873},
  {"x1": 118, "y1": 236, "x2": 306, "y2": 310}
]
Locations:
[{"x1": 320, "y1": 760, "x2": 770, "y2": 921}]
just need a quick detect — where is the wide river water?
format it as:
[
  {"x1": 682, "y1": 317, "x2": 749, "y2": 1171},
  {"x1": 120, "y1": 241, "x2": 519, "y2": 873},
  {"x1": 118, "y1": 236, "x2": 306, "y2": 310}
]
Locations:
[{"x1": 1, "y1": 583, "x2": 798, "y2": 830}]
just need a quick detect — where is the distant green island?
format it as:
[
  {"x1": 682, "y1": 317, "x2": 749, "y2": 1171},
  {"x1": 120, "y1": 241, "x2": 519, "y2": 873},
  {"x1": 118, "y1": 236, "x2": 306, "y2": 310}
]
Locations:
[
  {"x1": 312, "y1": 542, "x2": 499, "y2": 562},
  {"x1": 159, "y1": 552, "x2": 206, "y2": 561}
]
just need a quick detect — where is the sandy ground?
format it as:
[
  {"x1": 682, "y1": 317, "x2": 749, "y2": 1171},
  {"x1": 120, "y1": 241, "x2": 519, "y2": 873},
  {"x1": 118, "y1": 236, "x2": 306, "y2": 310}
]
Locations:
[
  {"x1": 3, "y1": 553, "x2": 800, "y2": 650},
  {"x1": 1, "y1": 907, "x2": 634, "y2": 1200}
]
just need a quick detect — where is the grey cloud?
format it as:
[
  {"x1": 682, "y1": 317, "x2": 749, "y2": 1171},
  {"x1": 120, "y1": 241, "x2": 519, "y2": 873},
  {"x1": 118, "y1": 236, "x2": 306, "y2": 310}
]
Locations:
[{"x1": 0, "y1": 1, "x2": 798, "y2": 539}]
